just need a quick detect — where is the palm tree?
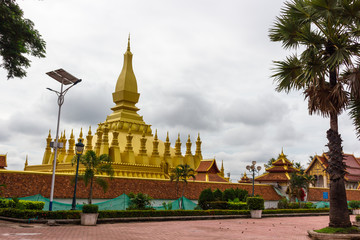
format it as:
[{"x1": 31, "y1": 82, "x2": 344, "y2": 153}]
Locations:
[
  {"x1": 73, "y1": 150, "x2": 114, "y2": 204},
  {"x1": 170, "y1": 164, "x2": 196, "y2": 209},
  {"x1": 269, "y1": 0, "x2": 360, "y2": 228}
]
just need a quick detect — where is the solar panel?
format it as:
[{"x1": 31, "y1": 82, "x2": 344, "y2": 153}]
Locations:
[{"x1": 46, "y1": 69, "x2": 79, "y2": 85}]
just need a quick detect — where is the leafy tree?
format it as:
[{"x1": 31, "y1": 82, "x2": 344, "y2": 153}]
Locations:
[
  {"x1": 234, "y1": 188, "x2": 248, "y2": 202},
  {"x1": 222, "y1": 188, "x2": 236, "y2": 202},
  {"x1": 128, "y1": 193, "x2": 153, "y2": 210},
  {"x1": 264, "y1": 157, "x2": 276, "y2": 169},
  {"x1": 294, "y1": 162, "x2": 305, "y2": 171},
  {"x1": 0, "y1": 0, "x2": 46, "y2": 79},
  {"x1": 169, "y1": 164, "x2": 195, "y2": 209},
  {"x1": 213, "y1": 188, "x2": 223, "y2": 201},
  {"x1": 269, "y1": 0, "x2": 360, "y2": 228},
  {"x1": 198, "y1": 188, "x2": 214, "y2": 210},
  {"x1": 286, "y1": 171, "x2": 316, "y2": 207},
  {"x1": 72, "y1": 150, "x2": 114, "y2": 204}
]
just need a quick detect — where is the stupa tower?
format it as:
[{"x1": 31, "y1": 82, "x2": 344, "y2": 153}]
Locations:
[{"x1": 106, "y1": 35, "x2": 144, "y2": 124}]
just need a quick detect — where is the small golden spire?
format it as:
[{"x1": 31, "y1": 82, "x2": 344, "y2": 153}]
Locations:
[
  {"x1": 166, "y1": 131, "x2": 169, "y2": 142},
  {"x1": 80, "y1": 128, "x2": 83, "y2": 138},
  {"x1": 70, "y1": 129, "x2": 74, "y2": 138},
  {"x1": 88, "y1": 126, "x2": 92, "y2": 135},
  {"x1": 154, "y1": 129, "x2": 158, "y2": 140},
  {"x1": 25, "y1": 155, "x2": 28, "y2": 167},
  {"x1": 48, "y1": 130, "x2": 51, "y2": 138},
  {"x1": 127, "y1": 33, "x2": 131, "y2": 51}
]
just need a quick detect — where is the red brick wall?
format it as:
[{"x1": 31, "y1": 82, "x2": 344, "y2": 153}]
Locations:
[
  {"x1": 0, "y1": 171, "x2": 281, "y2": 200},
  {"x1": 4, "y1": 171, "x2": 360, "y2": 201},
  {"x1": 308, "y1": 187, "x2": 360, "y2": 201}
]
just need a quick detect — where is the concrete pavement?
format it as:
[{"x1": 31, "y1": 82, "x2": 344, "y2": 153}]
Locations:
[{"x1": 0, "y1": 215, "x2": 356, "y2": 240}]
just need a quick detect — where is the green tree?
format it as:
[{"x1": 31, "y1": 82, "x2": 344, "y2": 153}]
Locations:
[
  {"x1": 264, "y1": 157, "x2": 276, "y2": 169},
  {"x1": 73, "y1": 150, "x2": 114, "y2": 204},
  {"x1": 198, "y1": 188, "x2": 214, "y2": 210},
  {"x1": 170, "y1": 164, "x2": 196, "y2": 209},
  {"x1": 222, "y1": 188, "x2": 236, "y2": 202},
  {"x1": 269, "y1": 0, "x2": 360, "y2": 228},
  {"x1": 0, "y1": 0, "x2": 46, "y2": 79},
  {"x1": 213, "y1": 188, "x2": 223, "y2": 201},
  {"x1": 127, "y1": 193, "x2": 153, "y2": 210},
  {"x1": 287, "y1": 171, "x2": 316, "y2": 206}
]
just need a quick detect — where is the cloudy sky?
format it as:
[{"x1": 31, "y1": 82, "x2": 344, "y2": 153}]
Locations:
[{"x1": 1, "y1": 0, "x2": 359, "y2": 182}]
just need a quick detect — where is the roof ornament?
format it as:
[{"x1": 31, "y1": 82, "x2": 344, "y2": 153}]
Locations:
[{"x1": 127, "y1": 33, "x2": 131, "y2": 52}]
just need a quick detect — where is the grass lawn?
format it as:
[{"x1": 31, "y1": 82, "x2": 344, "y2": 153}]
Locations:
[{"x1": 314, "y1": 226, "x2": 360, "y2": 234}]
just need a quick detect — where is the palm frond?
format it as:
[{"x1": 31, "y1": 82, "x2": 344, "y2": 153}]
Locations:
[
  {"x1": 95, "y1": 177, "x2": 109, "y2": 193},
  {"x1": 348, "y1": 98, "x2": 360, "y2": 139}
]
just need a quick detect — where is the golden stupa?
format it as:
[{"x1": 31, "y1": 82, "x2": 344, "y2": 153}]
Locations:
[{"x1": 25, "y1": 37, "x2": 227, "y2": 182}]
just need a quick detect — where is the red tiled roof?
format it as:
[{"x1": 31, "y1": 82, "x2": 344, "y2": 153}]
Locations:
[
  {"x1": 195, "y1": 159, "x2": 220, "y2": 173},
  {"x1": 267, "y1": 165, "x2": 299, "y2": 173},
  {"x1": 256, "y1": 172, "x2": 290, "y2": 182}
]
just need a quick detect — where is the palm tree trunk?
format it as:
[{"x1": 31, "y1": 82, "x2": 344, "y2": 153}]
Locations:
[
  {"x1": 326, "y1": 65, "x2": 351, "y2": 227},
  {"x1": 89, "y1": 177, "x2": 94, "y2": 204},
  {"x1": 327, "y1": 127, "x2": 351, "y2": 228}
]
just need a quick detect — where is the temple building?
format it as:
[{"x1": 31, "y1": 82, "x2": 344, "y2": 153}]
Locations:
[
  {"x1": 191, "y1": 159, "x2": 227, "y2": 182},
  {"x1": 238, "y1": 172, "x2": 251, "y2": 183},
  {"x1": 255, "y1": 150, "x2": 299, "y2": 192},
  {"x1": 24, "y1": 38, "x2": 228, "y2": 182},
  {"x1": 305, "y1": 153, "x2": 360, "y2": 189}
]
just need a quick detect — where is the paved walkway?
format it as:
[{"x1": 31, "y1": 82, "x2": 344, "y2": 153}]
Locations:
[{"x1": 0, "y1": 215, "x2": 355, "y2": 240}]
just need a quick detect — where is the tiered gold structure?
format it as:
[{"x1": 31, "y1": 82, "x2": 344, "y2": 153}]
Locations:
[{"x1": 25, "y1": 37, "x2": 207, "y2": 180}]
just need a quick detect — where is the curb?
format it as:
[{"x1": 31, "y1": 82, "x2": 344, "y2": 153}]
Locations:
[
  {"x1": 0, "y1": 212, "x2": 329, "y2": 225},
  {"x1": 308, "y1": 230, "x2": 360, "y2": 240}
]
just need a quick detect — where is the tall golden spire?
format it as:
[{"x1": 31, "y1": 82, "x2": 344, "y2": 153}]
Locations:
[{"x1": 107, "y1": 36, "x2": 144, "y2": 124}]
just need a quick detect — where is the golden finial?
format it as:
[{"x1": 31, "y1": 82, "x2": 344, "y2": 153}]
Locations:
[
  {"x1": 48, "y1": 130, "x2": 51, "y2": 138},
  {"x1": 88, "y1": 126, "x2": 92, "y2": 135},
  {"x1": 166, "y1": 131, "x2": 169, "y2": 142},
  {"x1": 154, "y1": 129, "x2": 158, "y2": 140},
  {"x1": 70, "y1": 129, "x2": 74, "y2": 138},
  {"x1": 197, "y1": 132, "x2": 200, "y2": 140},
  {"x1": 80, "y1": 128, "x2": 83, "y2": 138},
  {"x1": 177, "y1": 133, "x2": 180, "y2": 140},
  {"x1": 25, "y1": 155, "x2": 28, "y2": 167},
  {"x1": 187, "y1": 134, "x2": 191, "y2": 141},
  {"x1": 63, "y1": 130, "x2": 66, "y2": 138},
  {"x1": 127, "y1": 33, "x2": 131, "y2": 51}
]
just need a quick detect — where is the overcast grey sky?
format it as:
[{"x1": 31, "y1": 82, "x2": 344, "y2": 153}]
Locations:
[{"x1": 1, "y1": 0, "x2": 359, "y2": 182}]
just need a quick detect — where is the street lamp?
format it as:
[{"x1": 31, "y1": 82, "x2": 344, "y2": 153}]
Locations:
[
  {"x1": 47, "y1": 69, "x2": 82, "y2": 211},
  {"x1": 246, "y1": 161, "x2": 262, "y2": 197},
  {"x1": 71, "y1": 139, "x2": 84, "y2": 210}
]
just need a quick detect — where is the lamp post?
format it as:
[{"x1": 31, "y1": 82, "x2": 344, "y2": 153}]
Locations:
[
  {"x1": 47, "y1": 69, "x2": 82, "y2": 211},
  {"x1": 246, "y1": 161, "x2": 262, "y2": 197},
  {"x1": 71, "y1": 139, "x2": 84, "y2": 210}
]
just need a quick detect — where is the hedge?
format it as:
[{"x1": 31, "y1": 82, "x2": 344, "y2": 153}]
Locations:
[
  {"x1": 0, "y1": 208, "x2": 330, "y2": 220},
  {"x1": 82, "y1": 204, "x2": 98, "y2": 213},
  {"x1": 0, "y1": 199, "x2": 44, "y2": 210},
  {"x1": 228, "y1": 202, "x2": 247, "y2": 210}
]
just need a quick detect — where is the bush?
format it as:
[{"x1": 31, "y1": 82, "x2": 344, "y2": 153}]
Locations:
[
  {"x1": 234, "y1": 188, "x2": 248, "y2": 202},
  {"x1": 0, "y1": 199, "x2": 44, "y2": 210},
  {"x1": 228, "y1": 202, "x2": 247, "y2": 210},
  {"x1": 247, "y1": 197, "x2": 264, "y2": 210},
  {"x1": 277, "y1": 198, "x2": 289, "y2": 209},
  {"x1": 207, "y1": 201, "x2": 228, "y2": 209},
  {"x1": 213, "y1": 189, "x2": 223, "y2": 201},
  {"x1": 222, "y1": 189, "x2": 235, "y2": 202},
  {"x1": 128, "y1": 193, "x2": 153, "y2": 210},
  {"x1": 288, "y1": 202, "x2": 300, "y2": 209},
  {"x1": 349, "y1": 201, "x2": 360, "y2": 209},
  {"x1": 198, "y1": 188, "x2": 214, "y2": 210},
  {"x1": 82, "y1": 204, "x2": 98, "y2": 213}
]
